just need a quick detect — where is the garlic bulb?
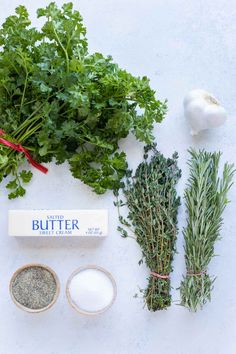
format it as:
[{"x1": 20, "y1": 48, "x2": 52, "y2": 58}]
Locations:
[{"x1": 183, "y1": 89, "x2": 227, "y2": 135}]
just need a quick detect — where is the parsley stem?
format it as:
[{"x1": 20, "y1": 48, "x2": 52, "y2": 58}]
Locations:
[{"x1": 51, "y1": 19, "x2": 70, "y2": 73}]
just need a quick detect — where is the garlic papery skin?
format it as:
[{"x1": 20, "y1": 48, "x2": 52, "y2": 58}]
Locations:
[{"x1": 183, "y1": 89, "x2": 227, "y2": 135}]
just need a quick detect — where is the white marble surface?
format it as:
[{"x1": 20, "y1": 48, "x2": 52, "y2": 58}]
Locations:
[{"x1": 1, "y1": 1, "x2": 236, "y2": 353}]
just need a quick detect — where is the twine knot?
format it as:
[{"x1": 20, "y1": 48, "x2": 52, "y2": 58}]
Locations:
[{"x1": 150, "y1": 271, "x2": 169, "y2": 280}]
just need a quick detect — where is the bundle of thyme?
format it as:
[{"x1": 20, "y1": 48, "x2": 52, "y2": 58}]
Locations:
[
  {"x1": 180, "y1": 149, "x2": 234, "y2": 312},
  {"x1": 116, "y1": 145, "x2": 181, "y2": 311}
]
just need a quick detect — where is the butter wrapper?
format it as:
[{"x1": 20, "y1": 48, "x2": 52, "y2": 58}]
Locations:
[{"x1": 8, "y1": 210, "x2": 108, "y2": 237}]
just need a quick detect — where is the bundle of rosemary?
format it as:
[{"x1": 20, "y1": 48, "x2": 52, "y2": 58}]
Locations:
[
  {"x1": 180, "y1": 149, "x2": 234, "y2": 312},
  {"x1": 116, "y1": 145, "x2": 181, "y2": 311}
]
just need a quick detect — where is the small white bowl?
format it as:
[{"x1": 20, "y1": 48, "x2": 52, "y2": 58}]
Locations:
[
  {"x1": 9, "y1": 263, "x2": 60, "y2": 313},
  {"x1": 66, "y1": 265, "x2": 117, "y2": 316}
]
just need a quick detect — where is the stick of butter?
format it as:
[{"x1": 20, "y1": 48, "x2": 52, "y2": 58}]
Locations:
[{"x1": 8, "y1": 210, "x2": 108, "y2": 237}]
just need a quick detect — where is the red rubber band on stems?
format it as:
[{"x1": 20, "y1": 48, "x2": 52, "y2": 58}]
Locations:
[{"x1": 0, "y1": 130, "x2": 48, "y2": 174}]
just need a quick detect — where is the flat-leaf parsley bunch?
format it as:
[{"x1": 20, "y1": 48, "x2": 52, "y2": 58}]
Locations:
[{"x1": 0, "y1": 3, "x2": 166, "y2": 198}]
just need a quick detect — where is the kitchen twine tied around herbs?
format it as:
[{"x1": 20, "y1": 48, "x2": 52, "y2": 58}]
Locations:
[
  {"x1": 0, "y1": 129, "x2": 48, "y2": 174},
  {"x1": 150, "y1": 271, "x2": 170, "y2": 280},
  {"x1": 150, "y1": 270, "x2": 207, "y2": 279}
]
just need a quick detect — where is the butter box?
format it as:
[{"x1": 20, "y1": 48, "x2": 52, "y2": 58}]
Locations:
[{"x1": 8, "y1": 210, "x2": 108, "y2": 237}]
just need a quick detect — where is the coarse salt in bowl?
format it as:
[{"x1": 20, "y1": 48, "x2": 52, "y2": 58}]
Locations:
[{"x1": 66, "y1": 265, "x2": 117, "y2": 315}]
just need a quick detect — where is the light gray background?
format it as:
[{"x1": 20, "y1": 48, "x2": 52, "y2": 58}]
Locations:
[{"x1": 1, "y1": 1, "x2": 236, "y2": 353}]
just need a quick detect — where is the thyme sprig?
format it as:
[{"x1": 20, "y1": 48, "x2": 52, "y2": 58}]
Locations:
[
  {"x1": 180, "y1": 149, "x2": 234, "y2": 312},
  {"x1": 116, "y1": 145, "x2": 181, "y2": 311}
]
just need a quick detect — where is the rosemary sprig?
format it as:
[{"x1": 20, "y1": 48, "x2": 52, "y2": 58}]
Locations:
[
  {"x1": 116, "y1": 145, "x2": 181, "y2": 311},
  {"x1": 180, "y1": 149, "x2": 235, "y2": 312}
]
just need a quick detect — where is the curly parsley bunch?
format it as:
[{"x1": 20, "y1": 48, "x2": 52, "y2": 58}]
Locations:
[{"x1": 0, "y1": 3, "x2": 166, "y2": 198}]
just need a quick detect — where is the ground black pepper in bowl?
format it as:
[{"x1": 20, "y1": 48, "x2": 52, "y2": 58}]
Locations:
[{"x1": 10, "y1": 264, "x2": 59, "y2": 312}]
